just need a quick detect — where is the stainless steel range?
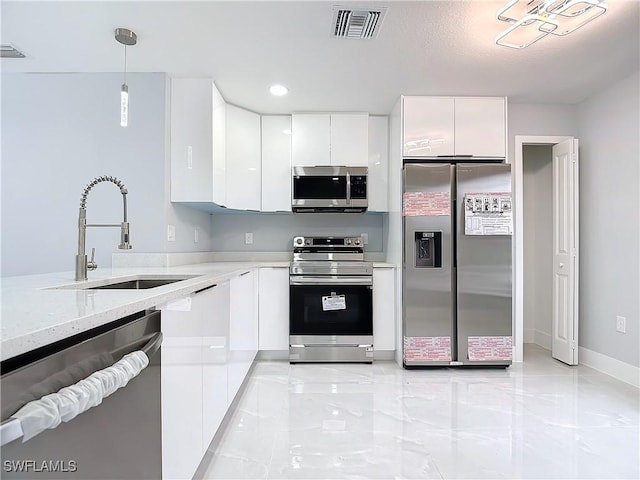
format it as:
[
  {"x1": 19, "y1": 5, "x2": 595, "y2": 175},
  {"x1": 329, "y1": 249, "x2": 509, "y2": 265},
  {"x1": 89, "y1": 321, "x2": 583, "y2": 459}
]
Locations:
[{"x1": 289, "y1": 235, "x2": 373, "y2": 363}]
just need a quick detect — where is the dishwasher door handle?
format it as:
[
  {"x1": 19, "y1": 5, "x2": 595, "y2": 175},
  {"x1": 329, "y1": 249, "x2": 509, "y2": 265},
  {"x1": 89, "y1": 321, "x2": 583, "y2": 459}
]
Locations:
[{"x1": 0, "y1": 332, "x2": 162, "y2": 447}]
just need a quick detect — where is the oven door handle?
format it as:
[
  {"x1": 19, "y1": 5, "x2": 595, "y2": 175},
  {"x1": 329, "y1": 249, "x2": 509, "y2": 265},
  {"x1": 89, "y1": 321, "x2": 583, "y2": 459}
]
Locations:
[{"x1": 289, "y1": 275, "x2": 373, "y2": 286}]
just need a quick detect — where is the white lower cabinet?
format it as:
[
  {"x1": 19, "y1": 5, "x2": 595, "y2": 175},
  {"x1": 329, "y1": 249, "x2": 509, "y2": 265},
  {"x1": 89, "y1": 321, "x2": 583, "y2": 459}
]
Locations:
[
  {"x1": 161, "y1": 274, "x2": 256, "y2": 480},
  {"x1": 373, "y1": 268, "x2": 396, "y2": 352},
  {"x1": 202, "y1": 281, "x2": 230, "y2": 450},
  {"x1": 228, "y1": 270, "x2": 258, "y2": 405},
  {"x1": 258, "y1": 267, "x2": 290, "y2": 351}
]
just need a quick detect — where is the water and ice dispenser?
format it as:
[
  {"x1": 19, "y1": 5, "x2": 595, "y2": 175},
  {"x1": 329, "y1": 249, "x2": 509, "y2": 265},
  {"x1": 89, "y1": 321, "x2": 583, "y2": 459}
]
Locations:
[{"x1": 414, "y1": 231, "x2": 442, "y2": 268}]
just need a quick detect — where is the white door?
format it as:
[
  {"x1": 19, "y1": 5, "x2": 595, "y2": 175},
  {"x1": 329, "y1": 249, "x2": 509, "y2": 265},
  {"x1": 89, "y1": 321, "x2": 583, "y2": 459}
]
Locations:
[{"x1": 551, "y1": 138, "x2": 579, "y2": 365}]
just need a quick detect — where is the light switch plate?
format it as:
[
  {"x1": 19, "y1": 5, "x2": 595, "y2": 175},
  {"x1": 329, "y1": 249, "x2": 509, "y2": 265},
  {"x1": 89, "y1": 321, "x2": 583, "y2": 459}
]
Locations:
[
  {"x1": 616, "y1": 315, "x2": 626, "y2": 333},
  {"x1": 167, "y1": 224, "x2": 176, "y2": 242},
  {"x1": 361, "y1": 233, "x2": 369, "y2": 245},
  {"x1": 245, "y1": 232, "x2": 253, "y2": 245}
]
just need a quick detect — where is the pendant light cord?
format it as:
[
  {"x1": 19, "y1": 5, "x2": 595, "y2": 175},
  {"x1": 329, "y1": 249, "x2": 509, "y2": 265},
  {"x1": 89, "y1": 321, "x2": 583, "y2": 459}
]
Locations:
[{"x1": 123, "y1": 44, "x2": 127, "y2": 85}]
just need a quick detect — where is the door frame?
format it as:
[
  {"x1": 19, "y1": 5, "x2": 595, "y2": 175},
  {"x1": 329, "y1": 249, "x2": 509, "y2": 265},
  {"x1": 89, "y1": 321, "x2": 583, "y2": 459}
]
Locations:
[{"x1": 512, "y1": 135, "x2": 573, "y2": 362}]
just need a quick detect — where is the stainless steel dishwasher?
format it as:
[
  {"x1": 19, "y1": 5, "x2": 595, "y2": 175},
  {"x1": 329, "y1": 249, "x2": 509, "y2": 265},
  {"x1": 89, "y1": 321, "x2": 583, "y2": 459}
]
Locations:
[{"x1": 0, "y1": 310, "x2": 162, "y2": 479}]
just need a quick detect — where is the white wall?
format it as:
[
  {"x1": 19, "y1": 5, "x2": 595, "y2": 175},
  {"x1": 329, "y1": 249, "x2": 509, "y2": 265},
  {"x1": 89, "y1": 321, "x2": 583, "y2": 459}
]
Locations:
[
  {"x1": 1, "y1": 73, "x2": 213, "y2": 276},
  {"x1": 577, "y1": 71, "x2": 639, "y2": 367},
  {"x1": 523, "y1": 145, "x2": 553, "y2": 347},
  {"x1": 210, "y1": 212, "x2": 385, "y2": 252}
]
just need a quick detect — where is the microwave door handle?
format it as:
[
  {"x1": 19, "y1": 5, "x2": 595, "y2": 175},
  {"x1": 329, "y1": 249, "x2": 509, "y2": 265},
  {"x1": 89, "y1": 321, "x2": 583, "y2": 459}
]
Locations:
[{"x1": 346, "y1": 170, "x2": 351, "y2": 205}]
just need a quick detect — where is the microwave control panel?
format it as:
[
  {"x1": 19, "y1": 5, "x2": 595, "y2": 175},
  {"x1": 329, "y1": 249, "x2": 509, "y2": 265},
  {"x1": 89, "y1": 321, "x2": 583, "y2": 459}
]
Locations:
[{"x1": 350, "y1": 176, "x2": 367, "y2": 199}]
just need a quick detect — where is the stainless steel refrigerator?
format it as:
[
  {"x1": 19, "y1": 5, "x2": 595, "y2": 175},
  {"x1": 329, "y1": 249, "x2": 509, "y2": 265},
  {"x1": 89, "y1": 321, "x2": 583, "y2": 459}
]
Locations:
[{"x1": 402, "y1": 163, "x2": 513, "y2": 367}]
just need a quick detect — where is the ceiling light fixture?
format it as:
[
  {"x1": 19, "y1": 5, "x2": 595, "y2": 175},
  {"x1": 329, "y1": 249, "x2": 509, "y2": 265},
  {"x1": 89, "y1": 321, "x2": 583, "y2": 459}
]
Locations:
[
  {"x1": 495, "y1": 0, "x2": 608, "y2": 49},
  {"x1": 115, "y1": 28, "x2": 137, "y2": 127},
  {"x1": 269, "y1": 84, "x2": 288, "y2": 96}
]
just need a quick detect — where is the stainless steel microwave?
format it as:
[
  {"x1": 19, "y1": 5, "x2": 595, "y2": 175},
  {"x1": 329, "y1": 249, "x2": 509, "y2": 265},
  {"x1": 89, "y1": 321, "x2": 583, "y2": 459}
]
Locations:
[{"x1": 291, "y1": 166, "x2": 368, "y2": 213}]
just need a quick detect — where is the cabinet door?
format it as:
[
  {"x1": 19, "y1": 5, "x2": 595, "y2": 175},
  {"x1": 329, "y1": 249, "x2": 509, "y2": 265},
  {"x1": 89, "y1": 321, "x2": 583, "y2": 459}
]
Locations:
[
  {"x1": 454, "y1": 97, "x2": 506, "y2": 157},
  {"x1": 228, "y1": 271, "x2": 258, "y2": 405},
  {"x1": 367, "y1": 116, "x2": 388, "y2": 212},
  {"x1": 261, "y1": 116, "x2": 292, "y2": 212},
  {"x1": 226, "y1": 105, "x2": 261, "y2": 210},
  {"x1": 212, "y1": 83, "x2": 227, "y2": 206},
  {"x1": 373, "y1": 268, "x2": 396, "y2": 351},
  {"x1": 291, "y1": 114, "x2": 331, "y2": 166},
  {"x1": 330, "y1": 113, "x2": 368, "y2": 166},
  {"x1": 170, "y1": 78, "x2": 213, "y2": 202},
  {"x1": 161, "y1": 297, "x2": 204, "y2": 480},
  {"x1": 402, "y1": 96, "x2": 454, "y2": 157},
  {"x1": 258, "y1": 267, "x2": 290, "y2": 350},
  {"x1": 202, "y1": 282, "x2": 230, "y2": 451}
]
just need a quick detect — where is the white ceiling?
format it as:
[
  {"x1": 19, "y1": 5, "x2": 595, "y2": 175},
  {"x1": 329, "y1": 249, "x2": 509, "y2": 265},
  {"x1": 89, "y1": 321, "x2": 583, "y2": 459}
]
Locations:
[{"x1": 2, "y1": 1, "x2": 639, "y2": 114}]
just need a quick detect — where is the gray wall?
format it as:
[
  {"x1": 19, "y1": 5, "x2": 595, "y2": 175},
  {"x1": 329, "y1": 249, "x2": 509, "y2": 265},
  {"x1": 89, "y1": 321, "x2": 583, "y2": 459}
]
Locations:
[
  {"x1": 522, "y1": 145, "x2": 553, "y2": 346},
  {"x1": 508, "y1": 102, "x2": 578, "y2": 161},
  {"x1": 210, "y1": 212, "x2": 385, "y2": 252},
  {"x1": 577, "y1": 71, "x2": 639, "y2": 367},
  {"x1": 1, "y1": 73, "x2": 212, "y2": 276}
]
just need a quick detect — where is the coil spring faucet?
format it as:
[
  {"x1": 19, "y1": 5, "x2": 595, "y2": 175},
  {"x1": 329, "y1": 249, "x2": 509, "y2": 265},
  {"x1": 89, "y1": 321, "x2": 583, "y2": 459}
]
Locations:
[{"x1": 75, "y1": 175, "x2": 132, "y2": 281}]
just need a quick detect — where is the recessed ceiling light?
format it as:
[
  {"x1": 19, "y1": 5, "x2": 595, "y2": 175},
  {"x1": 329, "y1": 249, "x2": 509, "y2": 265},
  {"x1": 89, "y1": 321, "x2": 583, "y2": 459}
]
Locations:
[{"x1": 269, "y1": 84, "x2": 288, "y2": 96}]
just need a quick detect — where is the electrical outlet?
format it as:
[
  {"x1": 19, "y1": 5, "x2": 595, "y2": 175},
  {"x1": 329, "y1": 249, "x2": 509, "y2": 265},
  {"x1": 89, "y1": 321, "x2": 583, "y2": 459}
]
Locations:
[
  {"x1": 616, "y1": 315, "x2": 626, "y2": 333},
  {"x1": 361, "y1": 233, "x2": 369, "y2": 245},
  {"x1": 167, "y1": 224, "x2": 176, "y2": 242},
  {"x1": 187, "y1": 146, "x2": 193, "y2": 169},
  {"x1": 194, "y1": 228, "x2": 199, "y2": 244},
  {"x1": 245, "y1": 232, "x2": 253, "y2": 245}
]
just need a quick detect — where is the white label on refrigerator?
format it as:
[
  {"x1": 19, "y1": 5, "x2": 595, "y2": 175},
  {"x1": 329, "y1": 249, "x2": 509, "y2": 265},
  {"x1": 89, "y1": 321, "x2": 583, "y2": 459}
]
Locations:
[
  {"x1": 322, "y1": 294, "x2": 346, "y2": 311},
  {"x1": 467, "y1": 336, "x2": 513, "y2": 361},
  {"x1": 403, "y1": 191, "x2": 450, "y2": 216},
  {"x1": 404, "y1": 336, "x2": 451, "y2": 362},
  {"x1": 464, "y1": 193, "x2": 512, "y2": 235}
]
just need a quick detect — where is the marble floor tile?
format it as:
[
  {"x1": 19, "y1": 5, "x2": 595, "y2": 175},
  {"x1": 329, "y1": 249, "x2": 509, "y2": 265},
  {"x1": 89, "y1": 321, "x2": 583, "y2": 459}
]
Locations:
[{"x1": 201, "y1": 345, "x2": 639, "y2": 479}]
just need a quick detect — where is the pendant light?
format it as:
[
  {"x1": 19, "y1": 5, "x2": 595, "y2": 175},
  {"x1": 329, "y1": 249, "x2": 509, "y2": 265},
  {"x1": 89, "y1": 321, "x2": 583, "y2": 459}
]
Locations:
[{"x1": 114, "y1": 28, "x2": 137, "y2": 127}]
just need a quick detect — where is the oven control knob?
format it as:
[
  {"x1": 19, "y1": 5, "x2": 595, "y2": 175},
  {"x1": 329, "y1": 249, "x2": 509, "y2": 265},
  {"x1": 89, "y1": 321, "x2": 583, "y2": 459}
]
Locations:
[
  {"x1": 294, "y1": 237, "x2": 304, "y2": 246},
  {"x1": 355, "y1": 239, "x2": 361, "y2": 245},
  {"x1": 305, "y1": 239, "x2": 311, "y2": 245},
  {"x1": 346, "y1": 239, "x2": 352, "y2": 245}
]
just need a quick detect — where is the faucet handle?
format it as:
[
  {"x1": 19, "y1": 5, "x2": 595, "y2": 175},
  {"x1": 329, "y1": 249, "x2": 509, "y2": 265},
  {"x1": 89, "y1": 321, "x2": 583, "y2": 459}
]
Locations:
[{"x1": 88, "y1": 247, "x2": 98, "y2": 271}]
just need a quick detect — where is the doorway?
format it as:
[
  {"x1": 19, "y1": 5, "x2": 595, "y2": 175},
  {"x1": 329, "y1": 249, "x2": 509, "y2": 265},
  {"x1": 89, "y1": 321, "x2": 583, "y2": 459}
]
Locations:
[
  {"x1": 522, "y1": 145, "x2": 553, "y2": 349},
  {"x1": 513, "y1": 135, "x2": 577, "y2": 363}
]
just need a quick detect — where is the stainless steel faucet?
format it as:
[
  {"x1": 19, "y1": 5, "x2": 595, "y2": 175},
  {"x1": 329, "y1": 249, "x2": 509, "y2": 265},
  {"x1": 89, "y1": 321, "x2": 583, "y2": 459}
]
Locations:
[{"x1": 75, "y1": 175, "x2": 132, "y2": 281}]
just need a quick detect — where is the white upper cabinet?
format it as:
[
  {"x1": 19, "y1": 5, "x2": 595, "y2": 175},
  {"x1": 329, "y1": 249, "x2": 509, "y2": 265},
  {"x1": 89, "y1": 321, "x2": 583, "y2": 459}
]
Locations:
[
  {"x1": 330, "y1": 113, "x2": 369, "y2": 166},
  {"x1": 454, "y1": 97, "x2": 506, "y2": 158},
  {"x1": 225, "y1": 105, "x2": 261, "y2": 211},
  {"x1": 212, "y1": 85, "x2": 227, "y2": 206},
  {"x1": 402, "y1": 97, "x2": 454, "y2": 157},
  {"x1": 402, "y1": 96, "x2": 506, "y2": 158},
  {"x1": 292, "y1": 113, "x2": 368, "y2": 167},
  {"x1": 170, "y1": 78, "x2": 226, "y2": 204},
  {"x1": 261, "y1": 116, "x2": 292, "y2": 212},
  {"x1": 291, "y1": 114, "x2": 331, "y2": 166},
  {"x1": 368, "y1": 116, "x2": 389, "y2": 212}
]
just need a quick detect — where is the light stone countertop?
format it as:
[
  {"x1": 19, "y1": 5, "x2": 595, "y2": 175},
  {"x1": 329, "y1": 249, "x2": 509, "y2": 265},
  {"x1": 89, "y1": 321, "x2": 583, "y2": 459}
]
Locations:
[
  {"x1": 1, "y1": 260, "x2": 394, "y2": 362},
  {"x1": 0, "y1": 262, "x2": 288, "y2": 362}
]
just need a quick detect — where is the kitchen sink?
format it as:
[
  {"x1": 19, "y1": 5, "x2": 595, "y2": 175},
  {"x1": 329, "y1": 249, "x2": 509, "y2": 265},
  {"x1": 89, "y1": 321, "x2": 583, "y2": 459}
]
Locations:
[
  {"x1": 48, "y1": 275, "x2": 201, "y2": 290},
  {"x1": 87, "y1": 278, "x2": 190, "y2": 290}
]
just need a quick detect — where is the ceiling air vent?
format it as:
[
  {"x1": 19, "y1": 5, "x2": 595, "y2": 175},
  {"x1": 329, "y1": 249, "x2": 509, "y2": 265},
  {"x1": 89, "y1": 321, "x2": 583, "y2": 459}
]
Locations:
[
  {"x1": 1, "y1": 44, "x2": 26, "y2": 58},
  {"x1": 331, "y1": 6, "x2": 387, "y2": 40}
]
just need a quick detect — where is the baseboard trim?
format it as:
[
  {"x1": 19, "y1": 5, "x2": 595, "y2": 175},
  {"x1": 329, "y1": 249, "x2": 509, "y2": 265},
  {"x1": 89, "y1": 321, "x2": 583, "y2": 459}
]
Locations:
[{"x1": 579, "y1": 347, "x2": 640, "y2": 388}]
